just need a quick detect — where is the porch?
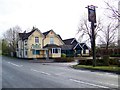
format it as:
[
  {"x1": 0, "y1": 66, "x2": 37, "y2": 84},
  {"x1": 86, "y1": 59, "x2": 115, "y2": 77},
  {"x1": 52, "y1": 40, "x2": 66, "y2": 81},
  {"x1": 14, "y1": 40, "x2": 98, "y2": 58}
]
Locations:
[{"x1": 43, "y1": 44, "x2": 61, "y2": 58}]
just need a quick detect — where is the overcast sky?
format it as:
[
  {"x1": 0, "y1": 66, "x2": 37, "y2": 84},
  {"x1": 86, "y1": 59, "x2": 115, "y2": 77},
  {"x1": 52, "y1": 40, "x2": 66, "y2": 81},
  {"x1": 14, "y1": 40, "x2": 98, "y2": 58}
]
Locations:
[{"x1": 0, "y1": 0, "x2": 118, "y2": 41}]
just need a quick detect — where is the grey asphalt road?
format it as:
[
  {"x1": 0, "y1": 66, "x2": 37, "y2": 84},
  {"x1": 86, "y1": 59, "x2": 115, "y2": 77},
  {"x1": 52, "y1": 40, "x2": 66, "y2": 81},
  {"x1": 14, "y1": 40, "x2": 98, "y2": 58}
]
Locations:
[{"x1": 1, "y1": 56, "x2": 119, "y2": 89}]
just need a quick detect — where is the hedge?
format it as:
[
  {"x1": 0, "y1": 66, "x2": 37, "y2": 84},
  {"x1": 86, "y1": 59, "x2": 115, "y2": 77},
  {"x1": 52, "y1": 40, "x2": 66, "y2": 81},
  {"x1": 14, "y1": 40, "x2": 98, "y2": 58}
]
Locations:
[
  {"x1": 54, "y1": 57, "x2": 74, "y2": 62},
  {"x1": 78, "y1": 58, "x2": 120, "y2": 66}
]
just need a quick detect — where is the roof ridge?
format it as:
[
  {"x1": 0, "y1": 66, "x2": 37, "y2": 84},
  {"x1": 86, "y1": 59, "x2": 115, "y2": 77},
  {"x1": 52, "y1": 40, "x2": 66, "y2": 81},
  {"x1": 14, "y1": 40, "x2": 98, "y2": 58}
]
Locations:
[{"x1": 63, "y1": 38, "x2": 75, "y2": 41}]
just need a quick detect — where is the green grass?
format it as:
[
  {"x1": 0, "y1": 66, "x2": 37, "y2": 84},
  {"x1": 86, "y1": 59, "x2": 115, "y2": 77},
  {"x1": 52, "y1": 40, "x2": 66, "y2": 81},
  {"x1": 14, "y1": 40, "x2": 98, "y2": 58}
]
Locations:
[{"x1": 73, "y1": 65, "x2": 119, "y2": 72}]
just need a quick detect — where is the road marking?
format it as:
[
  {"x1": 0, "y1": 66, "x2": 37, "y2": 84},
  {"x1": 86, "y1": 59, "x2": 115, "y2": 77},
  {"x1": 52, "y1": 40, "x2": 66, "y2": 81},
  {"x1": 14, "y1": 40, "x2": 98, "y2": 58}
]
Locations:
[
  {"x1": 95, "y1": 72, "x2": 118, "y2": 78},
  {"x1": 8, "y1": 62, "x2": 23, "y2": 67},
  {"x1": 54, "y1": 73, "x2": 65, "y2": 76},
  {"x1": 69, "y1": 79, "x2": 109, "y2": 88},
  {"x1": 41, "y1": 72, "x2": 51, "y2": 75},
  {"x1": 99, "y1": 82, "x2": 118, "y2": 87},
  {"x1": 31, "y1": 69, "x2": 40, "y2": 72},
  {"x1": 30, "y1": 69, "x2": 51, "y2": 75}
]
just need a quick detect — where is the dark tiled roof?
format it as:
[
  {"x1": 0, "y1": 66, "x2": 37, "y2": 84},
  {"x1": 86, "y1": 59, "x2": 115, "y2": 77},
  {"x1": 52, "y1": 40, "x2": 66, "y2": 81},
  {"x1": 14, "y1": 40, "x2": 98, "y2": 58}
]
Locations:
[
  {"x1": 63, "y1": 38, "x2": 75, "y2": 44},
  {"x1": 19, "y1": 27, "x2": 44, "y2": 40},
  {"x1": 42, "y1": 30, "x2": 51, "y2": 36},
  {"x1": 57, "y1": 34, "x2": 62, "y2": 40},
  {"x1": 63, "y1": 38, "x2": 78, "y2": 48},
  {"x1": 60, "y1": 45, "x2": 73, "y2": 50},
  {"x1": 19, "y1": 29, "x2": 35, "y2": 40},
  {"x1": 63, "y1": 38, "x2": 89, "y2": 50},
  {"x1": 43, "y1": 44, "x2": 61, "y2": 49}
]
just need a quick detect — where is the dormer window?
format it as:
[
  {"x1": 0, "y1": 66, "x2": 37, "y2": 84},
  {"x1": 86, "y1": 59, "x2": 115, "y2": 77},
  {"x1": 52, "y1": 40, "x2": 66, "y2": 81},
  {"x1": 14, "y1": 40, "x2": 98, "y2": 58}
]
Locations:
[{"x1": 35, "y1": 37, "x2": 39, "y2": 43}]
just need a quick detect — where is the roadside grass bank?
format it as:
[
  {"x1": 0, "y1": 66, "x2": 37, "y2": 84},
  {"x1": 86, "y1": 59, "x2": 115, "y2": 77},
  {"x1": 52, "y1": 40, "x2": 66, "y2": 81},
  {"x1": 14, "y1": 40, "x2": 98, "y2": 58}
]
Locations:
[{"x1": 72, "y1": 65, "x2": 120, "y2": 74}]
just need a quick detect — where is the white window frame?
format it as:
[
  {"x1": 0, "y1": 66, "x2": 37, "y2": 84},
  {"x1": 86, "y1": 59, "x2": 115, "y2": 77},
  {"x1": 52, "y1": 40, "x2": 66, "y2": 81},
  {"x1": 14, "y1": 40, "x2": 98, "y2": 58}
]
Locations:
[
  {"x1": 50, "y1": 37, "x2": 54, "y2": 44},
  {"x1": 52, "y1": 48, "x2": 61, "y2": 54},
  {"x1": 35, "y1": 37, "x2": 39, "y2": 43}
]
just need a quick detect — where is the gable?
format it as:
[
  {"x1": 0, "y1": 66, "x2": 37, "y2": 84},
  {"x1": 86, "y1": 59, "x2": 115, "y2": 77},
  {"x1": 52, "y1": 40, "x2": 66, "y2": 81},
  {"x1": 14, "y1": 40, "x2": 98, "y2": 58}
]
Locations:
[
  {"x1": 63, "y1": 38, "x2": 90, "y2": 50},
  {"x1": 73, "y1": 43, "x2": 83, "y2": 50},
  {"x1": 43, "y1": 30, "x2": 64, "y2": 45},
  {"x1": 82, "y1": 44, "x2": 89, "y2": 50},
  {"x1": 47, "y1": 30, "x2": 56, "y2": 37},
  {"x1": 19, "y1": 27, "x2": 44, "y2": 41},
  {"x1": 74, "y1": 44, "x2": 83, "y2": 50},
  {"x1": 29, "y1": 30, "x2": 44, "y2": 39}
]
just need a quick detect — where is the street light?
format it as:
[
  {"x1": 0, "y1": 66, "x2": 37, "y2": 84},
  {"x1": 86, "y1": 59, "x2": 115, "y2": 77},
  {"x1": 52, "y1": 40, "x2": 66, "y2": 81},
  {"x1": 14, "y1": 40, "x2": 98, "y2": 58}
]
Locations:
[{"x1": 86, "y1": 5, "x2": 98, "y2": 67}]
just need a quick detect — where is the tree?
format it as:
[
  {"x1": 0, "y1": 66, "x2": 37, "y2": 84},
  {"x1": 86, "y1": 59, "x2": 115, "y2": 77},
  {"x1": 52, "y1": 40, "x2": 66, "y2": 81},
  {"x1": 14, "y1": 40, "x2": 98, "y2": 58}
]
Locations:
[
  {"x1": 105, "y1": 0, "x2": 120, "y2": 20},
  {"x1": 3, "y1": 25, "x2": 22, "y2": 56},
  {"x1": 2, "y1": 39, "x2": 10, "y2": 55},
  {"x1": 77, "y1": 18, "x2": 103, "y2": 49},
  {"x1": 99, "y1": 22, "x2": 119, "y2": 55}
]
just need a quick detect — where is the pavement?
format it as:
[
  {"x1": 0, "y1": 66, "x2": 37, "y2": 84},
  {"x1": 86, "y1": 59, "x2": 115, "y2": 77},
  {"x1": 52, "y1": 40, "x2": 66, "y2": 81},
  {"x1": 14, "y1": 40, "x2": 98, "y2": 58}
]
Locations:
[{"x1": 2, "y1": 56, "x2": 119, "y2": 89}]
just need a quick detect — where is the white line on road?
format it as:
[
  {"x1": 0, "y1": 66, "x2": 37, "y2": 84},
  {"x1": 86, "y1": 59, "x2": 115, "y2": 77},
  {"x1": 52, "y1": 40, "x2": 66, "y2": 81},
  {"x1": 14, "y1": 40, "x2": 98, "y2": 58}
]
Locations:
[
  {"x1": 41, "y1": 72, "x2": 51, "y2": 75},
  {"x1": 30, "y1": 69, "x2": 40, "y2": 72},
  {"x1": 8, "y1": 62, "x2": 23, "y2": 67},
  {"x1": 30, "y1": 69, "x2": 51, "y2": 75},
  {"x1": 54, "y1": 73, "x2": 65, "y2": 76},
  {"x1": 95, "y1": 72, "x2": 118, "y2": 78},
  {"x1": 99, "y1": 82, "x2": 118, "y2": 87},
  {"x1": 69, "y1": 79, "x2": 109, "y2": 88}
]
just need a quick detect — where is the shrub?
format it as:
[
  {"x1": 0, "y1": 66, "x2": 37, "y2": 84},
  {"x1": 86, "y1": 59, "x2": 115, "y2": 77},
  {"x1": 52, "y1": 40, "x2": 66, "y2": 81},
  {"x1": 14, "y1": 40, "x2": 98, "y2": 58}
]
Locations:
[
  {"x1": 61, "y1": 53, "x2": 66, "y2": 57},
  {"x1": 96, "y1": 59, "x2": 103, "y2": 66},
  {"x1": 78, "y1": 57, "x2": 120, "y2": 66},
  {"x1": 111, "y1": 54, "x2": 120, "y2": 57},
  {"x1": 102, "y1": 55, "x2": 110, "y2": 66},
  {"x1": 54, "y1": 57, "x2": 74, "y2": 62},
  {"x1": 118, "y1": 60, "x2": 120, "y2": 67},
  {"x1": 78, "y1": 59, "x2": 92, "y2": 65},
  {"x1": 109, "y1": 59, "x2": 119, "y2": 65}
]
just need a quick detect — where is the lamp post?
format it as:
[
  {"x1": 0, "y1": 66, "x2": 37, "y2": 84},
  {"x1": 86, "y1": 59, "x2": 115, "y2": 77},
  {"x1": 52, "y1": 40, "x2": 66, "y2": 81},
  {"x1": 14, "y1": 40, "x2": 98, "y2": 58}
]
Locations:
[{"x1": 86, "y1": 5, "x2": 97, "y2": 67}]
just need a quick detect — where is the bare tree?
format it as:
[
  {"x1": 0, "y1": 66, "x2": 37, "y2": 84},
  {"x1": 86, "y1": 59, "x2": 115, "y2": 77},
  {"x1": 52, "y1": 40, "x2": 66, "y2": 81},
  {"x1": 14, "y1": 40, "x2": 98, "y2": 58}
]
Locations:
[
  {"x1": 99, "y1": 22, "x2": 119, "y2": 54},
  {"x1": 77, "y1": 18, "x2": 103, "y2": 48},
  {"x1": 105, "y1": 1, "x2": 120, "y2": 20},
  {"x1": 3, "y1": 25, "x2": 22, "y2": 53}
]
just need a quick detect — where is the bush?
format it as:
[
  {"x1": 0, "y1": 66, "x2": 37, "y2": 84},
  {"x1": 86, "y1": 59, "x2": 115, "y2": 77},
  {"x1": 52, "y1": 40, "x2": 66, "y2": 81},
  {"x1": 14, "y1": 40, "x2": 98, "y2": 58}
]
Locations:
[
  {"x1": 78, "y1": 59, "x2": 92, "y2": 65},
  {"x1": 118, "y1": 60, "x2": 120, "y2": 67},
  {"x1": 96, "y1": 59, "x2": 103, "y2": 66},
  {"x1": 77, "y1": 57, "x2": 119, "y2": 66},
  {"x1": 111, "y1": 54, "x2": 120, "y2": 57},
  {"x1": 61, "y1": 53, "x2": 66, "y2": 57},
  {"x1": 109, "y1": 59, "x2": 119, "y2": 65},
  {"x1": 54, "y1": 57, "x2": 74, "y2": 62},
  {"x1": 102, "y1": 55, "x2": 110, "y2": 66}
]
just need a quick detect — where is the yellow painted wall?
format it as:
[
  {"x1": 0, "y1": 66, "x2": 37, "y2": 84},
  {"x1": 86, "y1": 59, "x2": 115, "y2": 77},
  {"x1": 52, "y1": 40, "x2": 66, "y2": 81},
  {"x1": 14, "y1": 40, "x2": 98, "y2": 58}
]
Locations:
[
  {"x1": 44, "y1": 31, "x2": 64, "y2": 46},
  {"x1": 52, "y1": 53, "x2": 61, "y2": 58},
  {"x1": 17, "y1": 30, "x2": 63, "y2": 58},
  {"x1": 27, "y1": 30, "x2": 44, "y2": 58}
]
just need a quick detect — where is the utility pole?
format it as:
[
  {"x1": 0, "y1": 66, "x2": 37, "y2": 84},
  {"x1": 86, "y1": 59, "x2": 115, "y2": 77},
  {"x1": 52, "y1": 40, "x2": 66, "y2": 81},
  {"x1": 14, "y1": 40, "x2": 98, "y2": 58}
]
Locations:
[{"x1": 86, "y1": 5, "x2": 97, "y2": 67}]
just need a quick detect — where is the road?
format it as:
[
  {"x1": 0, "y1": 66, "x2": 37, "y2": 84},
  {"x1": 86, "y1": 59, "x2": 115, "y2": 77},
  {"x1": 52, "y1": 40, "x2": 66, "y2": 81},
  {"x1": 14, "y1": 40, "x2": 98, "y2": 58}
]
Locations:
[{"x1": 2, "y1": 56, "x2": 119, "y2": 89}]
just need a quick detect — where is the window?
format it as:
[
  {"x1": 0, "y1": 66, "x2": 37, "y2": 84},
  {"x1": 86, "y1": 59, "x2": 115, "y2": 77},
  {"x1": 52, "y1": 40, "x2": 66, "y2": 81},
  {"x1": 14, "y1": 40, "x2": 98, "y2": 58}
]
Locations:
[
  {"x1": 35, "y1": 37, "x2": 39, "y2": 43},
  {"x1": 52, "y1": 48, "x2": 60, "y2": 53},
  {"x1": 50, "y1": 37, "x2": 54, "y2": 44},
  {"x1": 32, "y1": 50, "x2": 40, "y2": 55},
  {"x1": 58, "y1": 49, "x2": 60, "y2": 53}
]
